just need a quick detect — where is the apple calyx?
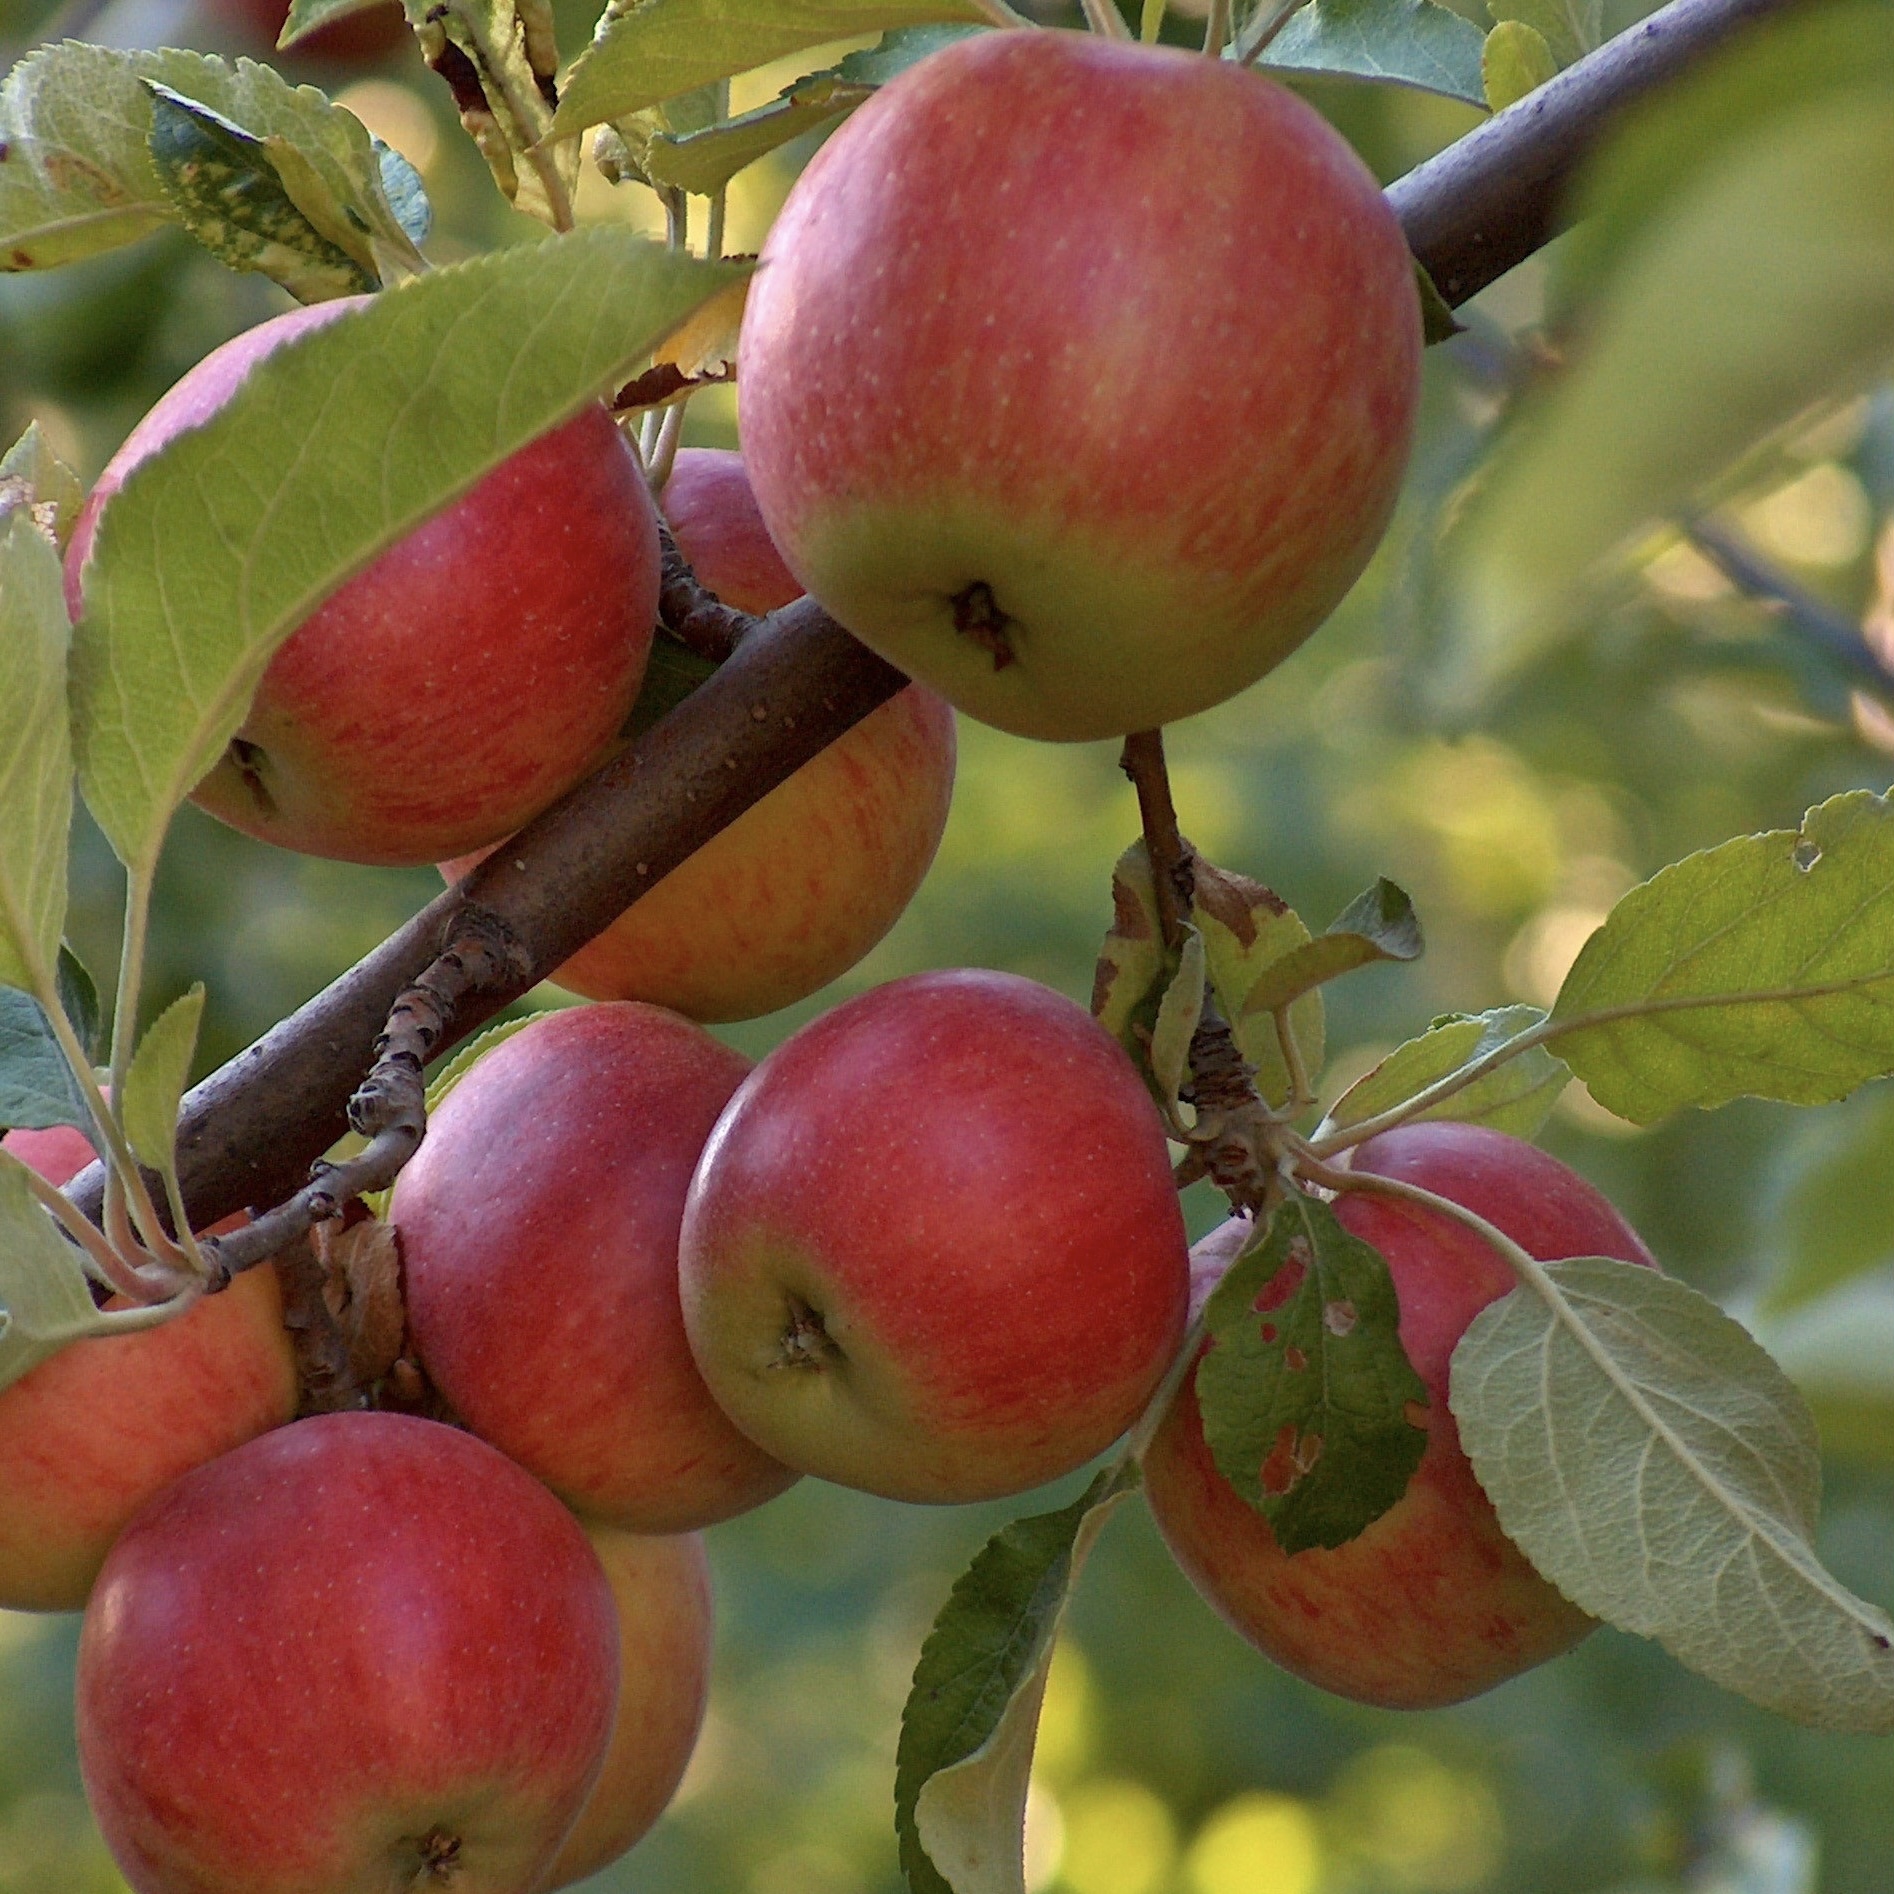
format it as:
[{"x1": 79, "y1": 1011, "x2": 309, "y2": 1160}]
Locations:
[
  {"x1": 775, "y1": 1294, "x2": 843, "y2": 1370},
  {"x1": 408, "y1": 1825, "x2": 463, "y2": 1886},
  {"x1": 952, "y1": 581, "x2": 1017, "y2": 671}
]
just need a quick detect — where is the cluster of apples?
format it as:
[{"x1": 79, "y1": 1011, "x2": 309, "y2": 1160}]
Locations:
[{"x1": 14, "y1": 24, "x2": 1669, "y2": 1892}]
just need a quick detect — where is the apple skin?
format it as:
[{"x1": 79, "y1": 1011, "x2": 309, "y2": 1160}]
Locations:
[
  {"x1": 67, "y1": 298, "x2": 660, "y2": 867},
  {"x1": 738, "y1": 31, "x2": 1421, "y2": 742},
  {"x1": 77, "y1": 1411, "x2": 620, "y2": 1894},
  {"x1": 545, "y1": 1527, "x2": 712, "y2": 1889},
  {"x1": 678, "y1": 968, "x2": 1190, "y2": 1503},
  {"x1": 1143, "y1": 1121, "x2": 1657, "y2": 1709},
  {"x1": 0, "y1": 1126, "x2": 295, "y2": 1613},
  {"x1": 206, "y1": 0, "x2": 410, "y2": 62},
  {"x1": 394, "y1": 1001, "x2": 798, "y2": 1533},
  {"x1": 444, "y1": 447, "x2": 956, "y2": 1023}
]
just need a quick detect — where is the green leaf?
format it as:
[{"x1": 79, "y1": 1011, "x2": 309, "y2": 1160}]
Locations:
[
  {"x1": 1414, "y1": 258, "x2": 1463, "y2": 345},
  {"x1": 424, "y1": 1012, "x2": 540, "y2": 1114},
  {"x1": 1091, "y1": 840, "x2": 1166, "y2": 1057},
  {"x1": 622, "y1": 633, "x2": 722, "y2": 739},
  {"x1": 1247, "y1": 0, "x2": 1489, "y2": 109},
  {"x1": 55, "y1": 945, "x2": 101, "y2": 1064},
  {"x1": 1451, "y1": 9, "x2": 1894, "y2": 692},
  {"x1": 69, "y1": 232, "x2": 743, "y2": 881},
  {"x1": 896, "y1": 1464, "x2": 1140, "y2": 1894},
  {"x1": 1239, "y1": 878, "x2": 1422, "y2": 1018},
  {"x1": 0, "y1": 989, "x2": 92, "y2": 1135},
  {"x1": 0, "y1": 510, "x2": 72, "y2": 997},
  {"x1": 0, "y1": 44, "x2": 426, "y2": 278},
  {"x1": 1149, "y1": 926, "x2": 1205, "y2": 1116},
  {"x1": 281, "y1": 0, "x2": 403, "y2": 47},
  {"x1": 1197, "y1": 1191, "x2": 1428, "y2": 1554},
  {"x1": 1453, "y1": 1256, "x2": 1894, "y2": 1732},
  {"x1": 1321, "y1": 1004, "x2": 1570, "y2": 1142},
  {"x1": 120, "y1": 984, "x2": 204, "y2": 1178},
  {"x1": 1487, "y1": 0, "x2": 1598, "y2": 68},
  {"x1": 1551, "y1": 790, "x2": 1894, "y2": 1124},
  {"x1": 0, "y1": 423, "x2": 84, "y2": 550},
  {"x1": 554, "y1": 0, "x2": 1001, "y2": 137},
  {"x1": 1481, "y1": 19, "x2": 1555, "y2": 111},
  {"x1": 146, "y1": 85, "x2": 376, "y2": 303},
  {"x1": 1756, "y1": 1085, "x2": 1894, "y2": 1315}
]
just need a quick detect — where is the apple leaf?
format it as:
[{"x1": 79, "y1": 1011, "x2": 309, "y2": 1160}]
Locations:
[
  {"x1": 896, "y1": 1463, "x2": 1140, "y2": 1894},
  {"x1": 1196, "y1": 1190, "x2": 1428, "y2": 1554},
  {"x1": 1321, "y1": 1004, "x2": 1570, "y2": 1142},
  {"x1": 68, "y1": 232, "x2": 743, "y2": 882},
  {"x1": 554, "y1": 0, "x2": 1002, "y2": 137},
  {"x1": 1414, "y1": 259, "x2": 1462, "y2": 345},
  {"x1": 1238, "y1": 878, "x2": 1422, "y2": 1018},
  {"x1": 1754, "y1": 1085, "x2": 1894, "y2": 1315},
  {"x1": 0, "y1": 44, "x2": 426, "y2": 278},
  {"x1": 280, "y1": 0, "x2": 404, "y2": 46},
  {"x1": 56, "y1": 946, "x2": 102, "y2": 1064},
  {"x1": 146, "y1": 86, "x2": 377, "y2": 303},
  {"x1": 424, "y1": 1013, "x2": 540, "y2": 1114},
  {"x1": 1551, "y1": 789, "x2": 1894, "y2": 1124},
  {"x1": 1488, "y1": 0, "x2": 1599, "y2": 69},
  {"x1": 1453, "y1": 1255, "x2": 1894, "y2": 1731},
  {"x1": 120, "y1": 985, "x2": 204, "y2": 1178},
  {"x1": 1091, "y1": 840, "x2": 1166, "y2": 1053},
  {"x1": 1246, "y1": 0, "x2": 1489, "y2": 109},
  {"x1": 0, "y1": 509, "x2": 72, "y2": 999},
  {"x1": 1149, "y1": 926, "x2": 1206, "y2": 1119},
  {"x1": 0, "y1": 988, "x2": 92, "y2": 1135},
  {"x1": 1481, "y1": 20, "x2": 1555, "y2": 112},
  {"x1": 0, "y1": 423, "x2": 84, "y2": 550},
  {"x1": 1448, "y1": 7, "x2": 1894, "y2": 694}
]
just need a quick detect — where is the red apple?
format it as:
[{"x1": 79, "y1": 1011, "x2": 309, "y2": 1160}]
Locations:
[
  {"x1": 0, "y1": 1126, "x2": 296, "y2": 1613},
  {"x1": 204, "y1": 0, "x2": 410, "y2": 62},
  {"x1": 77, "y1": 1411, "x2": 619, "y2": 1894},
  {"x1": 737, "y1": 30, "x2": 1421, "y2": 742},
  {"x1": 394, "y1": 1001, "x2": 797, "y2": 1533},
  {"x1": 678, "y1": 968, "x2": 1190, "y2": 1502},
  {"x1": 1143, "y1": 1121, "x2": 1657, "y2": 1709},
  {"x1": 443, "y1": 447, "x2": 956, "y2": 1023},
  {"x1": 545, "y1": 1527, "x2": 712, "y2": 1889},
  {"x1": 67, "y1": 299, "x2": 660, "y2": 867}
]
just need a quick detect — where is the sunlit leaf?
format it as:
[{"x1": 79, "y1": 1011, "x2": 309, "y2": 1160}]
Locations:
[
  {"x1": 1488, "y1": 0, "x2": 1599, "y2": 68},
  {"x1": 69, "y1": 232, "x2": 742, "y2": 881},
  {"x1": 120, "y1": 984, "x2": 204, "y2": 1178},
  {"x1": 1149, "y1": 926, "x2": 1205, "y2": 1116},
  {"x1": 1196, "y1": 1191, "x2": 1427, "y2": 1553},
  {"x1": 1245, "y1": 0, "x2": 1488, "y2": 108},
  {"x1": 1482, "y1": 20, "x2": 1555, "y2": 111},
  {"x1": 897, "y1": 1465, "x2": 1140, "y2": 1894},
  {"x1": 0, "y1": 423, "x2": 84, "y2": 549},
  {"x1": 1454, "y1": 1256, "x2": 1894, "y2": 1731},
  {"x1": 1238, "y1": 878, "x2": 1421, "y2": 1017},
  {"x1": 1552, "y1": 790, "x2": 1894, "y2": 1123}
]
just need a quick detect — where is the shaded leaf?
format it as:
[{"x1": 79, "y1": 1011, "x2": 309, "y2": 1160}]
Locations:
[
  {"x1": 1454, "y1": 1256, "x2": 1894, "y2": 1731},
  {"x1": 55, "y1": 945, "x2": 101, "y2": 1064},
  {"x1": 1415, "y1": 258, "x2": 1463, "y2": 345},
  {"x1": 1322, "y1": 1004, "x2": 1570, "y2": 1142},
  {"x1": 120, "y1": 984, "x2": 203, "y2": 1178},
  {"x1": 1149, "y1": 926, "x2": 1205, "y2": 1116},
  {"x1": 1247, "y1": 0, "x2": 1488, "y2": 108},
  {"x1": 1197, "y1": 1191, "x2": 1428, "y2": 1553},
  {"x1": 281, "y1": 0, "x2": 406, "y2": 46},
  {"x1": 69, "y1": 232, "x2": 742, "y2": 882},
  {"x1": 1552, "y1": 790, "x2": 1894, "y2": 1123},
  {"x1": 1090, "y1": 840, "x2": 1166, "y2": 1058},
  {"x1": 0, "y1": 423, "x2": 84, "y2": 549},
  {"x1": 0, "y1": 510, "x2": 71, "y2": 996},
  {"x1": 0, "y1": 989, "x2": 92, "y2": 1135},
  {"x1": 897, "y1": 1464, "x2": 1140, "y2": 1894},
  {"x1": 1755, "y1": 1084, "x2": 1894, "y2": 1314},
  {"x1": 1753, "y1": 1276, "x2": 1894, "y2": 1467},
  {"x1": 1240, "y1": 878, "x2": 1422, "y2": 1018},
  {"x1": 1482, "y1": 19, "x2": 1555, "y2": 111}
]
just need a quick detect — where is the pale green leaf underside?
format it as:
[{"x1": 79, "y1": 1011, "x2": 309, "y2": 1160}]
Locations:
[
  {"x1": 555, "y1": 0, "x2": 997, "y2": 135},
  {"x1": 1552, "y1": 790, "x2": 1894, "y2": 1123},
  {"x1": 0, "y1": 988, "x2": 92, "y2": 1134},
  {"x1": 121, "y1": 984, "x2": 204, "y2": 1176},
  {"x1": 70, "y1": 232, "x2": 743, "y2": 873},
  {"x1": 0, "y1": 1155, "x2": 117, "y2": 1392},
  {"x1": 1757, "y1": 1085, "x2": 1894, "y2": 1314},
  {"x1": 1250, "y1": 0, "x2": 1489, "y2": 108},
  {"x1": 1453, "y1": 1256, "x2": 1894, "y2": 1732},
  {"x1": 0, "y1": 513, "x2": 72, "y2": 996},
  {"x1": 0, "y1": 43, "x2": 413, "y2": 274}
]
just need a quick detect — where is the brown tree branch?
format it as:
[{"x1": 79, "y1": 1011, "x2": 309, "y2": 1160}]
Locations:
[{"x1": 66, "y1": 0, "x2": 1805, "y2": 1237}]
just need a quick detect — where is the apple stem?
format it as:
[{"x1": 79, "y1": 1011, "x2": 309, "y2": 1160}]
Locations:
[
  {"x1": 655, "y1": 518, "x2": 757, "y2": 662},
  {"x1": 1201, "y1": 0, "x2": 1232, "y2": 59},
  {"x1": 1077, "y1": 0, "x2": 1134, "y2": 38},
  {"x1": 1235, "y1": 0, "x2": 1307, "y2": 65}
]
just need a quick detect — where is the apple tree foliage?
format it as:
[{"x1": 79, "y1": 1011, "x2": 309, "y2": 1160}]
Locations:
[{"x1": 4, "y1": 0, "x2": 1894, "y2": 1889}]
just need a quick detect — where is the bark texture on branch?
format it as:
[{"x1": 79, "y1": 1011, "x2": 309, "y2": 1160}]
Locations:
[{"x1": 67, "y1": 0, "x2": 1804, "y2": 1235}]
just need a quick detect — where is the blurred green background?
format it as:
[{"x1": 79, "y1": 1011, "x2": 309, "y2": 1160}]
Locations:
[{"x1": 6, "y1": 1, "x2": 1894, "y2": 1890}]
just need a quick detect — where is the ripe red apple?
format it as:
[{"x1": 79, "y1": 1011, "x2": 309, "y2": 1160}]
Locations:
[
  {"x1": 0, "y1": 1126, "x2": 296, "y2": 1613},
  {"x1": 77, "y1": 1411, "x2": 619, "y2": 1894},
  {"x1": 1143, "y1": 1121, "x2": 1657, "y2": 1708},
  {"x1": 443, "y1": 447, "x2": 956, "y2": 1023},
  {"x1": 737, "y1": 30, "x2": 1421, "y2": 742},
  {"x1": 67, "y1": 298, "x2": 660, "y2": 867},
  {"x1": 678, "y1": 968, "x2": 1190, "y2": 1502},
  {"x1": 394, "y1": 1001, "x2": 797, "y2": 1533},
  {"x1": 204, "y1": 0, "x2": 410, "y2": 62},
  {"x1": 546, "y1": 1527, "x2": 712, "y2": 1889}
]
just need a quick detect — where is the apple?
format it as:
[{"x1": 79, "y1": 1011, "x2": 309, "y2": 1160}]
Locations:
[
  {"x1": 442, "y1": 447, "x2": 956, "y2": 1023},
  {"x1": 737, "y1": 30, "x2": 1422, "y2": 742},
  {"x1": 204, "y1": 0, "x2": 410, "y2": 62},
  {"x1": 1142, "y1": 1121, "x2": 1657, "y2": 1709},
  {"x1": 77, "y1": 1411, "x2": 620, "y2": 1894},
  {"x1": 67, "y1": 298, "x2": 660, "y2": 867},
  {"x1": 394, "y1": 1001, "x2": 798, "y2": 1533},
  {"x1": 0, "y1": 1125, "x2": 296, "y2": 1613},
  {"x1": 678, "y1": 968, "x2": 1190, "y2": 1503},
  {"x1": 545, "y1": 1527, "x2": 712, "y2": 1889}
]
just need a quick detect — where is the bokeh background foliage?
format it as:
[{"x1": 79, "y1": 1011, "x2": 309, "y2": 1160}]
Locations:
[{"x1": 5, "y1": 0, "x2": 1894, "y2": 1889}]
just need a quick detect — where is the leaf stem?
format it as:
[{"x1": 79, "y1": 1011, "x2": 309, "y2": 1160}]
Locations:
[
  {"x1": 16, "y1": 1164, "x2": 170, "y2": 1304},
  {"x1": 1201, "y1": 0, "x2": 1232, "y2": 58},
  {"x1": 1237, "y1": 0, "x2": 1309, "y2": 64},
  {"x1": 1079, "y1": 0, "x2": 1134, "y2": 39}
]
